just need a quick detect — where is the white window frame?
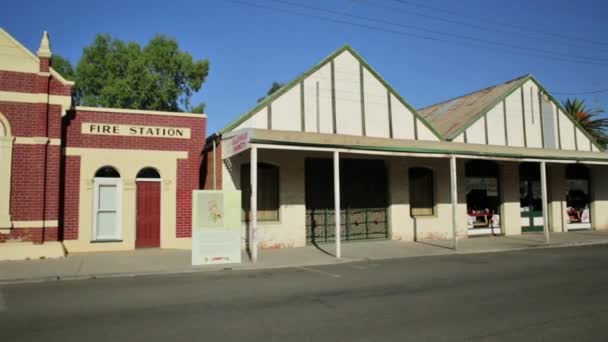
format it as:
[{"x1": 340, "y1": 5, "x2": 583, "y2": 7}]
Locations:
[
  {"x1": 92, "y1": 177, "x2": 122, "y2": 241},
  {"x1": 0, "y1": 112, "x2": 13, "y2": 229}
]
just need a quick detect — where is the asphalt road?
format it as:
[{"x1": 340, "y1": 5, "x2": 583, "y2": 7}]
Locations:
[{"x1": 1, "y1": 244, "x2": 608, "y2": 341}]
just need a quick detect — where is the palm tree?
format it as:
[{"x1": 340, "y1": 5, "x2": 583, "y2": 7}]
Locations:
[{"x1": 562, "y1": 98, "x2": 608, "y2": 149}]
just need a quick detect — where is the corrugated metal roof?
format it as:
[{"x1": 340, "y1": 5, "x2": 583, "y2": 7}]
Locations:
[{"x1": 418, "y1": 74, "x2": 529, "y2": 140}]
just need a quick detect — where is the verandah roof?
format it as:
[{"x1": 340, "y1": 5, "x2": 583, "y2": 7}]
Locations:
[{"x1": 223, "y1": 128, "x2": 608, "y2": 163}]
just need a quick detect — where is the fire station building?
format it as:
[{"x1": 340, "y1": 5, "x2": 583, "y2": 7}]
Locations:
[
  {"x1": 0, "y1": 28, "x2": 205, "y2": 257},
  {"x1": 204, "y1": 45, "x2": 608, "y2": 255}
]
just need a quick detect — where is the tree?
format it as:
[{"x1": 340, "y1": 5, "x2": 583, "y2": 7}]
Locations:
[
  {"x1": 257, "y1": 81, "x2": 284, "y2": 103},
  {"x1": 562, "y1": 98, "x2": 608, "y2": 148},
  {"x1": 51, "y1": 55, "x2": 75, "y2": 81},
  {"x1": 73, "y1": 34, "x2": 209, "y2": 112}
]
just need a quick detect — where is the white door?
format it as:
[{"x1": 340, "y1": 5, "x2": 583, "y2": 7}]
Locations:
[{"x1": 93, "y1": 178, "x2": 121, "y2": 241}]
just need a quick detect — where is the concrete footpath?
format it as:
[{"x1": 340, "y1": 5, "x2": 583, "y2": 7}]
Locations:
[{"x1": 1, "y1": 230, "x2": 608, "y2": 284}]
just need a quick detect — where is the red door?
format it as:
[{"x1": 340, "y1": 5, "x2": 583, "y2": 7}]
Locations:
[{"x1": 136, "y1": 181, "x2": 161, "y2": 248}]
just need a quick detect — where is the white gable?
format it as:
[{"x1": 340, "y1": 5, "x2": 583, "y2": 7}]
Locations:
[
  {"x1": 455, "y1": 79, "x2": 600, "y2": 151},
  {"x1": 224, "y1": 48, "x2": 439, "y2": 142}
]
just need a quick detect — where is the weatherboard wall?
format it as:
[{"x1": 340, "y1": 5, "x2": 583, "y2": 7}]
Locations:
[
  {"x1": 230, "y1": 49, "x2": 438, "y2": 142},
  {"x1": 452, "y1": 79, "x2": 597, "y2": 152}
]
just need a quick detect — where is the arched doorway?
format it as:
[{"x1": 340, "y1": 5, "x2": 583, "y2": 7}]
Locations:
[
  {"x1": 136, "y1": 167, "x2": 161, "y2": 248},
  {"x1": 565, "y1": 164, "x2": 591, "y2": 230},
  {"x1": 519, "y1": 163, "x2": 543, "y2": 233},
  {"x1": 465, "y1": 160, "x2": 501, "y2": 236}
]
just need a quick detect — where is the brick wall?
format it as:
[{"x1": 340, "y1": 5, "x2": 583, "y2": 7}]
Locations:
[{"x1": 202, "y1": 141, "x2": 223, "y2": 190}]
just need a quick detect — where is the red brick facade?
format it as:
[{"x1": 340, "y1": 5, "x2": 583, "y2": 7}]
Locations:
[{"x1": 0, "y1": 29, "x2": 206, "y2": 247}]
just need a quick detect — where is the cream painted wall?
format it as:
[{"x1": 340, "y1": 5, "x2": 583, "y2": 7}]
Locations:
[
  {"x1": 0, "y1": 113, "x2": 12, "y2": 229},
  {"x1": 505, "y1": 91, "x2": 525, "y2": 147},
  {"x1": 390, "y1": 94, "x2": 416, "y2": 140},
  {"x1": 558, "y1": 109, "x2": 576, "y2": 150},
  {"x1": 363, "y1": 68, "x2": 390, "y2": 138},
  {"x1": 548, "y1": 164, "x2": 567, "y2": 233},
  {"x1": 500, "y1": 162, "x2": 521, "y2": 235},
  {"x1": 540, "y1": 98, "x2": 559, "y2": 149},
  {"x1": 303, "y1": 64, "x2": 333, "y2": 134},
  {"x1": 591, "y1": 165, "x2": 608, "y2": 230},
  {"x1": 387, "y1": 158, "x2": 414, "y2": 241},
  {"x1": 416, "y1": 119, "x2": 439, "y2": 141},
  {"x1": 223, "y1": 149, "x2": 308, "y2": 249},
  {"x1": 452, "y1": 134, "x2": 464, "y2": 143},
  {"x1": 334, "y1": 51, "x2": 363, "y2": 136},
  {"x1": 576, "y1": 129, "x2": 591, "y2": 151},
  {"x1": 487, "y1": 103, "x2": 506, "y2": 146},
  {"x1": 271, "y1": 85, "x2": 300, "y2": 131},
  {"x1": 465, "y1": 117, "x2": 485, "y2": 144},
  {"x1": 63, "y1": 148, "x2": 190, "y2": 252}
]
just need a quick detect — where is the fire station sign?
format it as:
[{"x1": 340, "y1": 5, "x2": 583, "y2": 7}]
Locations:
[
  {"x1": 83, "y1": 122, "x2": 191, "y2": 139},
  {"x1": 191, "y1": 190, "x2": 242, "y2": 265}
]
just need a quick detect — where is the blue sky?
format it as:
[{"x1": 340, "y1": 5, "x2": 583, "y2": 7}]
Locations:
[{"x1": 2, "y1": 0, "x2": 607, "y2": 133}]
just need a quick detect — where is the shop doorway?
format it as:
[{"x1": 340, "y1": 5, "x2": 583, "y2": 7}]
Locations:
[
  {"x1": 305, "y1": 158, "x2": 389, "y2": 244},
  {"x1": 136, "y1": 167, "x2": 161, "y2": 248},
  {"x1": 465, "y1": 160, "x2": 501, "y2": 236},
  {"x1": 519, "y1": 163, "x2": 543, "y2": 233},
  {"x1": 565, "y1": 164, "x2": 591, "y2": 230}
]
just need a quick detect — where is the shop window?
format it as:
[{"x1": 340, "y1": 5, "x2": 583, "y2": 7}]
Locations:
[
  {"x1": 465, "y1": 160, "x2": 500, "y2": 230},
  {"x1": 409, "y1": 167, "x2": 434, "y2": 216},
  {"x1": 0, "y1": 113, "x2": 12, "y2": 228},
  {"x1": 241, "y1": 163, "x2": 279, "y2": 221},
  {"x1": 93, "y1": 166, "x2": 122, "y2": 241},
  {"x1": 565, "y1": 164, "x2": 591, "y2": 229}
]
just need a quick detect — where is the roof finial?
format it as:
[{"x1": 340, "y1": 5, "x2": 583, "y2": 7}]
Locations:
[{"x1": 37, "y1": 30, "x2": 52, "y2": 58}]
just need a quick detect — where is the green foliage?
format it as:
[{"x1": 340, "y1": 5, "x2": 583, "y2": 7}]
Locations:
[
  {"x1": 562, "y1": 98, "x2": 608, "y2": 148},
  {"x1": 191, "y1": 102, "x2": 206, "y2": 113},
  {"x1": 51, "y1": 55, "x2": 75, "y2": 81},
  {"x1": 257, "y1": 81, "x2": 284, "y2": 103},
  {"x1": 73, "y1": 34, "x2": 209, "y2": 113}
]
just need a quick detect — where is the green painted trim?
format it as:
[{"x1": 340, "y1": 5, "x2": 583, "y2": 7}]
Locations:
[
  {"x1": 445, "y1": 75, "x2": 530, "y2": 140},
  {"x1": 248, "y1": 138, "x2": 608, "y2": 162},
  {"x1": 219, "y1": 45, "x2": 352, "y2": 134},
  {"x1": 300, "y1": 82, "x2": 305, "y2": 132},
  {"x1": 359, "y1": 63, "x2": 366, "y2": 136},
  {"x1": 556, "y1": 103, "x2": 562, "y2": 149},
  {"x1": 522, "y1": 226, "x2": 544, "y2": 233},
  {"x1": 331, "y1": 60, "x2": 337, "y2": 134},
  {"x1": 267, "y1": 104, "x2": 272, "y2": 130},
  {"x1": 528, "y1": 76, "x2": 604, "y2": 151},
  {"x1": 538, "y1": 89, "x2": 545, "y2": 148},
  {"x1": 387, "y1": 89, "x2": 394, "y2": 139},
  {"x1": 521, "y1": 87, "x2": 528, "y2": 147},
  {"x1": 483, "y1": 115, "x2": 489, "y2": 144},
  {"x1": 502, "y1": 100, "x2": 509, "y2": 145},
  {"x1": 219, "y1": 45, "x2": 442, "y2": 139}
]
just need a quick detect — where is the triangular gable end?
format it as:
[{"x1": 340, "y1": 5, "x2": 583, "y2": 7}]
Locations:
[
  {"x1": 220, "y1": 45, "x2": 441, "y2": 142},
  {"x1": 448, "y1": 75, "x2": 603, "y2": 152}
]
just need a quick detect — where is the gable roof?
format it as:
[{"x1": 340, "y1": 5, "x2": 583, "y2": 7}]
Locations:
[
  {"x1": 418, "y1": 74, "x2": 529, "y2": 140},
  {"x1": 219, "y1": 45, "x2": 441, "y2": 139},
  {"x1": 418, "y1": 74, "x2": 603, "y2": 150},
  {"x1": 0, "y1": 27, "x2": 74, "y2": 86}
]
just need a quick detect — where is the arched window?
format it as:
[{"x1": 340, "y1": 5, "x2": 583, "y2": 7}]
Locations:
[
  {"x1": 136, "y1": 167, "x2": 161, "y2": 179},
  {"x1": 93, "y1": 166, "x2": 122, "y2": 241},
  {"x1": 409, "y1": 167, "x2": 434, "y2": 216},
  {"x1": 0, "y1": 113, "x2": 13, "y2": 228},
  {"x1": 241, "y1": 163, "x2": 279, "y2": 221}
]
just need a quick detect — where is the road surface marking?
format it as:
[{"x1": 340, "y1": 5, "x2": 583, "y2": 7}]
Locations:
[
  {"x1": 296, "y1": 266, "x2": 341, "y2": 278},
  {"x1": 0, "y1": 290, "x2": 6, "y2": 312}
]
